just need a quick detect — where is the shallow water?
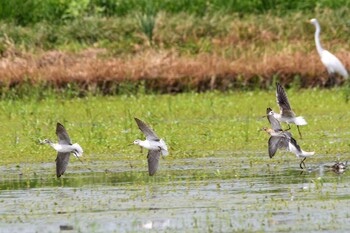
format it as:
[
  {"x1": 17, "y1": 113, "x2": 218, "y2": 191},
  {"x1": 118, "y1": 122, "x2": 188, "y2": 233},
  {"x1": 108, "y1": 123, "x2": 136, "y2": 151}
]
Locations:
[
  {"x1": 1, "y1": 91, "x2": 350, "y2": 232},
  {"x1": 1, "y1": 154, "x2": 349, "y2": 233}
]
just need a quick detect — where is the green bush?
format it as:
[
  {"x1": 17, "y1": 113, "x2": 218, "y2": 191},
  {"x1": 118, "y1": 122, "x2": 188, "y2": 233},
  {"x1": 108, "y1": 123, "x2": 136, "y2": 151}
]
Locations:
[{"x1": 1, "y1": 0, "x2": 350, "y2": 25}]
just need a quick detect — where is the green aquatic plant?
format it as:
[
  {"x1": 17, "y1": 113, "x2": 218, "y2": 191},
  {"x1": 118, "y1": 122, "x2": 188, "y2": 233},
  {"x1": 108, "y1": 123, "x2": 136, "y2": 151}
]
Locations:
[{"x1": 0, "y1": 89, "x2": 348, "y2": 170}]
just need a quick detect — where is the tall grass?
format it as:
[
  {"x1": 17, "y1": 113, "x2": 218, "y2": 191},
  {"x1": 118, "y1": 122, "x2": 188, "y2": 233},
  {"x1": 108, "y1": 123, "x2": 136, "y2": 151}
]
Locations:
[{"x1": 1, "y1": 9, "x2": 350, "y2": 52}]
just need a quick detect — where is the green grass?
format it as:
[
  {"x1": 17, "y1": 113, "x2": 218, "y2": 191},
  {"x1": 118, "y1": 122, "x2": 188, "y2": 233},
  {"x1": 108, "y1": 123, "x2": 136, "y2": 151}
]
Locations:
[
  {"x1": 1, "y1": 7, "x2": 350, "y2": 55},
  {"x1": 0, "y1": 89, "x2": 349, "y2": 166}
]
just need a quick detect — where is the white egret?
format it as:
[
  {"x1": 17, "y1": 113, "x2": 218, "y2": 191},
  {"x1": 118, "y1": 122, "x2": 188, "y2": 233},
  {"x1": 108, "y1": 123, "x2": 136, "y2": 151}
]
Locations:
[{"x1": 310, "y1": 18, "x2": 348, "y2": 86}]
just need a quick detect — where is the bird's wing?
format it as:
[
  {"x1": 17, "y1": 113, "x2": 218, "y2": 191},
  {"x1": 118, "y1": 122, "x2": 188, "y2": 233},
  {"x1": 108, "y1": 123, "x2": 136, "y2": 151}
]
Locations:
[
  {"x1": 322, "y1": 50, "x2": 348, "y2": 78},
  {"x1": 268, "y1": 136, "x2": 283, "y2": 158},
  {"x1": 276, "y1": 83, "x2": 292, "y2": 113},
  {"x1": 55, "y1": 152, "x2": 70, "y2": 177},
  {"x1": 56, "y1": 123, "x2": 72, "y2": 145},
  {"x1": 283, "y1": 131, "x2": 292, "y2": 138},
  {"x1": 266, "y1": 108, "x2": 282, "y2": 131},
  {"x1": 147, "y1": 150, "x2": 160, "y2": 176},
  {"x1": 134, "y1": 118, "x2": 159, "y2": 141},
  {"x1": 277, "y1": 135, "x2": 290, "y2": 149}
]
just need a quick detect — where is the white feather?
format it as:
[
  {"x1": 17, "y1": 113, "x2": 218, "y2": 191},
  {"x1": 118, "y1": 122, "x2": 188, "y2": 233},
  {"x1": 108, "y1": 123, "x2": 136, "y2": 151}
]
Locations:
[
  {"x1": 72, "y1": 143, "x2": 83, "y2": 157},
  {"x1": 293, "y1": 116, "x2": 307, "y2": 126},
  {"x1": 160, "y1": 139, "x2": 168, "y2": 156},
  {"x1": 321, "y1": 50, "x2": 348, "y2": 78},
  {"x1": 288, "y1": 142, "x2": 315, "y2": 158}
]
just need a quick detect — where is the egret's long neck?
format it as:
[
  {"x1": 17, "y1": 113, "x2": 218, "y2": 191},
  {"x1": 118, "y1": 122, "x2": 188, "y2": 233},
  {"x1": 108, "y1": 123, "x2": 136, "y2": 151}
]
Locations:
[{"x1": 314, "y1": 22, "x2": 323, "y2": 56}]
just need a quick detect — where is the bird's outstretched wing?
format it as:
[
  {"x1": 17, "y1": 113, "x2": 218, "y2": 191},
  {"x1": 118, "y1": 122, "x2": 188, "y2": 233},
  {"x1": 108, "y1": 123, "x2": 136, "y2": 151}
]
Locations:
[
  {"x1": 276, "y1": 83, "x2": 293, "y2": 115},
  {"x1": 266, "y1": 108, "x2": 282, "y2": 131},
  {"x1": 268, "y1": 136, "x2": 281, "y2": 158},
  {"x1": 147, "y1": 150, "x2": 160, "y2": 176},
  {"x1": 134, "y1": 118, "x2": 159, "y2": 141},
  {"x1": 56, "y1": 123, "x2": 72, "y2": 145},
  {"x1": 268, "y1": 133, "x2": 290, "y2": 158},
  {"x1": 56, "y1": 152, "x2": 70, "y2": 177}
]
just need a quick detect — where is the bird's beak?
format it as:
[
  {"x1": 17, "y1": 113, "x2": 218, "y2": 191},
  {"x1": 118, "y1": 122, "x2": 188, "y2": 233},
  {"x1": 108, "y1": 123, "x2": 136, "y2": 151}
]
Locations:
[
  {"x1": 128, "y1": 143, "x2": 134, "y2": 146},
  {"x1": 260, "y1": 127, "x2": 267, "y2": 132}
]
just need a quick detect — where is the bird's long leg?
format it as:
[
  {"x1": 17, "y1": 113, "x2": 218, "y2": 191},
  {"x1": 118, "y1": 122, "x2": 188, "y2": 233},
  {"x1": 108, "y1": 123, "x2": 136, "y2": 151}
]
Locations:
[
  {"x1": 299, "y1": 157, "x2": 307, "y2": 169},
  {"x1": 76, "y1": 157, "x2": 93, "y2": 172},
  {"x1": 325, "y1": 73, "x2": 336, "y2": 88},
  {"x1": 284, "y1": 124, "x2": 291, "y2": 131},
  {"x1": 77, "y1": 156, "x2": 84, "y2": 164},
  {"x1": 297, "y1": 125, "x2": 302, "y2": 139}
]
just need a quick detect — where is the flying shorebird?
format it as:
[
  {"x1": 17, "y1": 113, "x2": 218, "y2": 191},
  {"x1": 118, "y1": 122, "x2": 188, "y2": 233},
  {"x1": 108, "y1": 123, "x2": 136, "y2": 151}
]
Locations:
[
  {"x1": 263, "y1": 107, "x2": 291, "y2": 158},
  {"x1": 310, "y1": 18, "x2": 348, "y2": 86},
  {"x1": 41, "y1": 123, "x2": 83, "y2": 177},
  {"x1": 133, "y1": 118, "x2": 168, "y2": 176},
  {"x1": 269, "y1": 82, "x2": 307, "y2": 138},
  {"x1": 263, "y1": 108, "x2": 315, "y2": 169}
]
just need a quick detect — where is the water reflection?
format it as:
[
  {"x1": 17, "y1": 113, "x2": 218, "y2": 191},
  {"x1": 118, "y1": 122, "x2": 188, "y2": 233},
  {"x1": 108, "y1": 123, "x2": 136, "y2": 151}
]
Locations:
[{"x1": 142, "y1": 219, "x2": 170, "y2": 230}]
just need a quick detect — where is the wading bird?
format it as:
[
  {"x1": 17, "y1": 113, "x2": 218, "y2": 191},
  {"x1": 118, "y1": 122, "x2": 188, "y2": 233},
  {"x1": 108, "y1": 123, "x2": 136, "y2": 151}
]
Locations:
[
  {"x1": 330, "y1": 161, "x2": 347, "y2": 174},
  {"x1": 41, "y1": 123, "x2": 83, "y2": 177},
  {"x1": 263, "y1": 107, "x2": 291, "y2": 158},
  {"x1": 268, "y1": 83, "x2": 307, "y2": 138},
  {"x1": 133, "y1": 118, "x2": 168, "y2": 176},
  {"x1": 263, "y1": 108, "x2": 315, "y2": 169},
  {"x1": 310, "y1": 18, "x2": 348, "y2": 86}
]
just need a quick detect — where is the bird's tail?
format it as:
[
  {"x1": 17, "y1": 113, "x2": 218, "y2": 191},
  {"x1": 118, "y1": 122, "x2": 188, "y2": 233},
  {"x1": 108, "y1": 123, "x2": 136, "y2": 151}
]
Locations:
[
  {"x1": 301, "y1": 150, "x2": 315, "y2": 157},
  {"x1": 72, "y1": 143, "x2": 84, "y2": 157},
  {"x1": 294, "y1": 116, "x2": 307, "y2": 126},
  {"x1": 160, "y1": 139, "x2": 168, "y2": 156}
]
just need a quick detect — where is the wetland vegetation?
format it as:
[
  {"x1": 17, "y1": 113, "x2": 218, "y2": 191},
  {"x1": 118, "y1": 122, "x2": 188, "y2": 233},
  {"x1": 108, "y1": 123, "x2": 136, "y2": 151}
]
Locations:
[
  {"x1": 1, "y1": 90, "x2": 350, "y2": 232},
  {"x1": 1, "y1": 0, "x2": 350, "y2": 93},
  {"x1": 1, "y1": 1, "x2": 350, "y2": 232}
]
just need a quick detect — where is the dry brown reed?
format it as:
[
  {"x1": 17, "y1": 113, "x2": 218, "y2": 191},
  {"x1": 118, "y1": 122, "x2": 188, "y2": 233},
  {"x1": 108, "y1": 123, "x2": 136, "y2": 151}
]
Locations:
[{"x1": 1, "y1": 47, "x2": 349, "y2": 93}]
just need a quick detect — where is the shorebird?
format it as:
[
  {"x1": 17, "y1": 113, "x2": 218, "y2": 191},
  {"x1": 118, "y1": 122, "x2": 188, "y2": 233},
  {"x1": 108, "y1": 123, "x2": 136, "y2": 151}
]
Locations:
[
  {"x1": 269, "y1": 82, "x2": 307, "y2": 138},
  {"x1": 41, "y1": 123, "x2": 83, "y2": 177},
  {"x1": 263, "y1": 107, "x2": 292, "y2": 158},
  {"x1": 330, "y1": 161, "x2": 347, "y2": 174},
  {"x1": 263, "y1": 108, "x2": 315, "y2": 169},
  {"x1": 133, "y1": 118, "x2": 168, "y2": 176},
  {"x1": 288, "y1": 137, "x2": 315, "y2": 169},
  {"x1": 310, "y1": 18, "x2": 348, "y2": 86}
]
